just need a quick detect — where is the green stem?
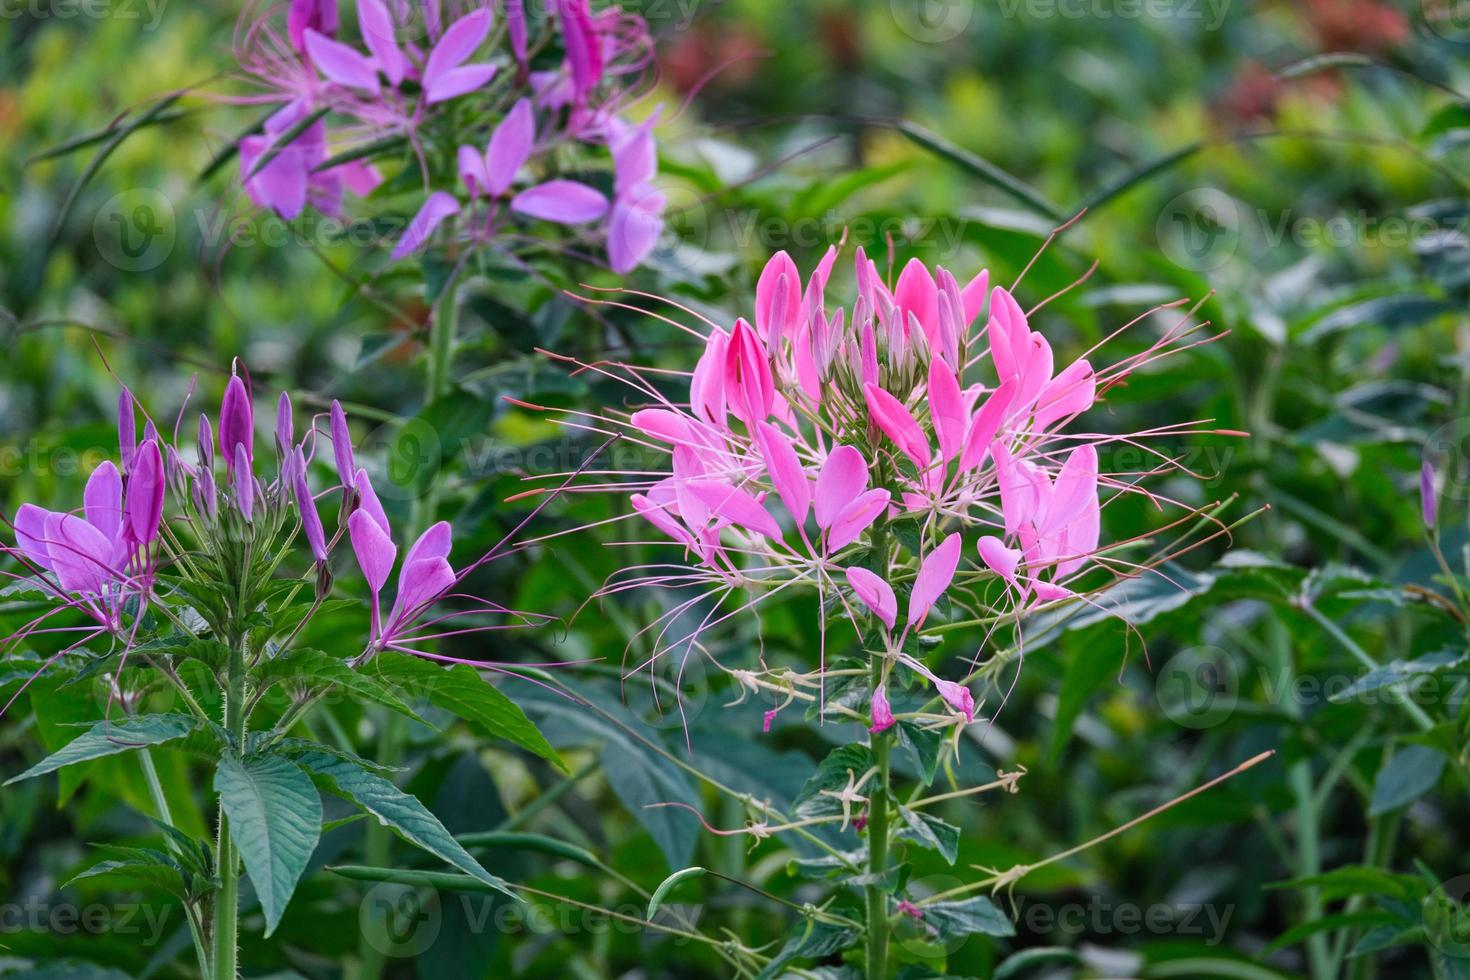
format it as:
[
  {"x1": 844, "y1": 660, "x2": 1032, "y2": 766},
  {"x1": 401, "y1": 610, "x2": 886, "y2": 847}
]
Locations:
[
  {"x1": 212, "y1": 633, "x2": 248, "y2": 980},
  {"x1": 140, "y1": 750, "x2": 211, "y2": 978},
  {"x1": 865, "y1": 657, "x2": 892, "y2": 980}
]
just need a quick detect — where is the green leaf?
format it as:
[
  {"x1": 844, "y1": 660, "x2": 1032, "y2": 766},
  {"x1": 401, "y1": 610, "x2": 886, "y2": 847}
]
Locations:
[
  {"x1": 66, "y1": 847, "x2": 188, "y2": 900},
  {"x1": 1262, "y1": 911, "x2": 1399, "y2": 956},
  {"x1": 368, "y1": 653, "x2": 566, "y2": 772},
  {"x1": 896, "y1": 722, "x2": 941, "y2": 786},
  {"x1": 1370, "y1": 744, "x2": 1447, "y2": 816},
  {"x1": 647, "y1": 867, "x2": 707, "y2": 919},
  {"x1": 755, "y1": 918, "x2": 862, "y2": 980},
  {"x1": 292, "y1": 750, "x2": 515, "y2": 901},
  {"x1": 895, "y1": 807, "x2": 960, "y2": 865},
  {"x1": 1267, "y1": 865, "x2": 1425, "y2": 903},
  {"x1": 5, "y1": 714, "x2": 202, "y2": 785},
  {"x1": 256, "y1": 648, "x2": 427, "y2": 724},
  {"x1": 920, "y1": 895, "x2": 1015, "y2": 939},
  {"x1": 1329, "y1": 650, "x2": 1467, "y2": 702},
  {"x1": 215, "y1": 754, "x2": 322, "y2": 936}
]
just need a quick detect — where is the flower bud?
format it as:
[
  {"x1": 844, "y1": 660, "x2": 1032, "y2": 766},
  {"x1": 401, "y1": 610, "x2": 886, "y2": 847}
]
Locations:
[{"x1": 220, "y1": 374, "x2": 254, "y2": 470}]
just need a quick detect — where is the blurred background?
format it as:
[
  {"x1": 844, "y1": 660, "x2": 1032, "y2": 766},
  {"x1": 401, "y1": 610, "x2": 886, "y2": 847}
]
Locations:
[{"x1": 4, "y1": 0, "x2": 1470, "y2": 977}]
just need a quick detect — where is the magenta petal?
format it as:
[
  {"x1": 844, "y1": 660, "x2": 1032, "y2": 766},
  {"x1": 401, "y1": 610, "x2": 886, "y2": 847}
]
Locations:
[
  {"x1": 457, "y1": 144, "x2": 489, "y2": 197},
  {"x1": 610, "y1": 115, "x2": 658, "y2": 196},
  {"x1": 846, "y1": 566, "x2": 896, "y2": 631},
  {"x1": 353, "y1": 469, "x2": 390, "y2": 535},
  {"x1": 608, "y1": 191, "x2": 664, "y2": 274},
  {"x1": 304, "y1": 29, "x2": 380, "y2": 91},
  {"x1": 84, "y1": 461, "x2": 124, "y2": 543},
  {"x1": 630, "y1": 409, "x2": 693, "y2": 445},
  {"x1": 863, "y1": 384, "x2": 930, "y2": 469},
  {"x1": 631, "y1": 492, "x2": 694, "y2": 548},
  {"x1": 294, "y1": 452, "x2": 327, "y2": 562},
  {"x1": 755, "y1": 251, "x2": 801, "y2": 344},
  {"x1": 128, "y1": 441, "x2": 166, "y2": 545},
  {"x1": 511, "y1": 180, "x2": 608, "y2": 224},
  {"x1": 391, "y1": 191, "x2": 461, "y2": 259},
  {"x1": 959, "y1": 380, "x2": 1015, "y2": 472},
  {"x1": 348, "y1": 508, "x2": 397, "y2": 594},
  {"x1": 331, "y1": 400, "x2": 355, "y2": 487},
  {"x1": 387, "y1": 556, "x2": 455, "y2": 632},
  {"x1": 117, "y1": 389, "x2": 136, "y2": 471},
  {"x1": 826, "y1": 488, "x2": 889, "y2": 552},
  {"x1": 276, "y1": 391, "x2": 294, "y2": 451},
  {"x1": 424, "y1": 8, "x2": 492, "y2": 76},
  {"x1": 289, "y1": 0, "x2": 338, "y2": 52},
  {"x1": 485, "y1": 98, "x2": 536, "y2": 197},
  {"x1": 814, "y1": 445, "x2": 868, "y2": 530},
  {"x1": 46, "y1": 513, "x2": 114, "y2": 596},
  {"x1": 425, "y1": 62, "x2": 498, "y2": 104},
  {"x1": 506, "y1": 0, "x2": 528, "y2": 62},
  {"x1": 908, "y1": 532, "x2": 961, "y2": 627},
  {"x1": 687, "y1": 481, "x2": 781, "y2": 540},
  {"x1": 928, "y1": 357, "x2": 966, "y2": 463},
  {"x1": 559, "y1": 0, "x2": 603, "y2": 97},
  {"x1": 233, "y1": 445, "x2": 255, "y2": 522},
  {"x1": 14, "y1": 503, "x2": 55, "y2": 571},
  {"x1": 754, "y1": 421, "x2": 809, "y2": 526},
  {"x1": 357, "y1": 0, "x2": 406, "y2": 85},
  {"x1": 934, "y1": 679, "x2": 974, "y2": 722},
  {"x1": 977, "y1": 536, "x2": 1021, "y2": 585},
  {"x1": 239, "y1": 135, "x2": 308, "y2": 220},
  {"x1": 403, "y1": 520, "x2": 453, "y2": 568}
]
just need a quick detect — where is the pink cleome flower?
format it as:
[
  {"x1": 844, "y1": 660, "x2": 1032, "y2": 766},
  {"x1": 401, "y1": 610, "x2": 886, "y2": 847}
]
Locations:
[{"x1": 530, "y1": 241, "x2": 1236, "y2": 730}]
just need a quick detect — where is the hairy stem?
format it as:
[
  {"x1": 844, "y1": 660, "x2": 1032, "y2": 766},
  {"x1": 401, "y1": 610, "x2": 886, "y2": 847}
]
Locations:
[
  {"x1": 212, "y1": 630, "x2": 247, "y2": 980},
  {"x1": 865, "y1": 656, "x2": 892, "y2": 980}
]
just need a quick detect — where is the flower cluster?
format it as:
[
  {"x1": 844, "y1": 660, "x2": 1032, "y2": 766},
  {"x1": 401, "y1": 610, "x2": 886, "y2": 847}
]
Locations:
[
  {"x1": 1, "y1": 366, "x2": 519, "y2": 702},
  {"x1": 232, "y1": 0, "x2": 662, "y2": 272},
  {"x1": 539, "y1": 245, "x2": 1224, "y2": 733}
]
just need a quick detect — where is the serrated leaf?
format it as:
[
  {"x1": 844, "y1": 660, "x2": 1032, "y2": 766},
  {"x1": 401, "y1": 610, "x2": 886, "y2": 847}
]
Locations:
[
  {"x1": 292, "y1": 750, "x2": 515, "y2": 900},
  {"x1": 367, "y1": 652, "x2": 565, "y2": 772},
  {"x1": 919, "y1": 895, "x2": 1015, "y2": 939},
  {"x1": 6, "y1": 714, "x2": 201, "y2": 785},
  {"x1": 896, "y1": 807, "x2": 960, "y2": 865},
  {"x1": 215, "y1": 753, "x2": 322, "y2": 936},
  {"x1": 257, "y1": 648, "x2": 427, "y2": 724}
]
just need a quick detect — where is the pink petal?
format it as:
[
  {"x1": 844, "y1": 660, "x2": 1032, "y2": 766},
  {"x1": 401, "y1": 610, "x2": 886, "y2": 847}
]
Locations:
[
  {"x1": 908, "y1": 532, "x2": 961, "y2": 627},
  {"x1": 928, "y1": 357, "x2": 966, "y2": 463},
  {"x1": 826, "y1": 488, "x2": 889, "y2": 552},
  {"x1": 354, "y1": 469, "x2": 390, "y2": 535},
  {"x1": 630, "y1": 409, "x2": 694, "y2": 445},
  {"x1": 485, "y1": 99, "x2": 535, "y2": 197},
  {"x1": 960, "y1": 270, "x2": 989, "y2": 327},
  {"x1": 977, "y1": 536, "x2": 1021, "y2": 585},
  {"x1": 403, "y1": 520, "x2": 453, "y2": 568},
  {"x1": 46, "y1": 513, "x2": 114, "y2": 595},
  {"x1": 331, "y1": 400, "x2": 356, "y2": 486},
  {"x1": 423, "y1": 9, "x2": 492, "y2": 81},
  {"x1": 610, "y1": 115, "x2": 658, "y2": 196},
  {"x1": 608, "y1": 188, "x2": 664, "y2": 274},
  {"x1": 846, "y1": 566, "x2": 896, "y2": 631},
  {"x1": 687, "y1": 481, "x2": 781, "y2": 540},
  {"x1": 814, "y1": 445, "x2": 867, "y2": 530},
  {"x1": 1033, "y1": 358, "x2": 1096, "y2": 431},
  {"x1": 754, "y1": 421, "x2": 810, "y2": 526},
  {"x1": 934, "y1": 679, "x2": 974, "y2": 721},
  {"x1": 894, "y1": 258, "x2": 938, "y2": 344},
  {"x1": 84, "y1": 462, "x2": 123, "y2": 543},
  {"x1": 348, "y1": 508, "x2": 397, "y2": 594},
  {"x1": 127, "y1": 441, "x2": 165, "y2": 545},
  {"x1": 863, "y1": 384, "x2": 930, "y2": 469},
  {"x1": 987, "y1": 286, "x2": 1026, "y2": 381},
  {"x1": 724, "y1": 318, "x2": 774, "y2": 423},
  {"x1": 631, "y1": 492, "x2": 694, "y2": 548},
  {"x1": 304, "y1": 29, "x2": 380, "y2": 92},
  {"x1": 457, "y1": 144, "x2": 489, "y2": 197},
  {"x1": 511, "y1": 180, "x2": 609, "y2": 224},
  {"x1": 391, "y1": 191, "x2": 461, "y2": 259},
  {"x1": 560, "y1": 0, "x2": 604, "y2": 97},
  {"x1": 14, "y1": 504, "x2": 55, "y2": 570},
  {"x1": 425, "y1": 63, "x2": 498, "y2": 104},
  {"x1": 386, "y1": 557, "x2": 454, "y2": 632},
  {"x1": 959, "y1": 380, "x2": 1016, "y2": 472},
  {"x1": 357, "y1": 0, "x2": 406, "y2": 85}
]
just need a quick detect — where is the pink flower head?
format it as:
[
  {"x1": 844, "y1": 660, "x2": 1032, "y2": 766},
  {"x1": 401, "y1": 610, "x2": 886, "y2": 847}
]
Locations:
[
  {"x1": 348, "y1": 472, "x2": 456, "y2": 654},
  {"x1": 539, "y1": 241, "x2": 1234, "y2": 728}
]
